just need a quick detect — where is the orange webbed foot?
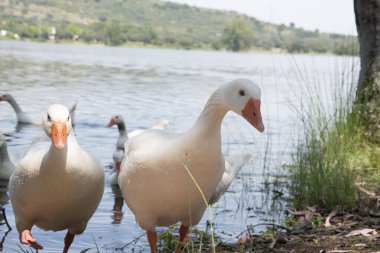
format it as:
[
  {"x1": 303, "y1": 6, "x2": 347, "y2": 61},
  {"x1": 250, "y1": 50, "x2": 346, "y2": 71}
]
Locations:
[{"x1": 21, "y1": 230, "x2": 43, "y2": 250}]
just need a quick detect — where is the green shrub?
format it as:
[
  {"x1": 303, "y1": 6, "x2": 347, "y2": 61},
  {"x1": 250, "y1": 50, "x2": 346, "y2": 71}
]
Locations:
[{"x1": 290, "y1": 62, "x2": 362, "y2": 211}]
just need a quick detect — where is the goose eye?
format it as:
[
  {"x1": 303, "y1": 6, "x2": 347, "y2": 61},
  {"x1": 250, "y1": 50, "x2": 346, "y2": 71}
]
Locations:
[
  {"x1": 67, "y1": 116, "x2": 70, "y2": 121},
  {"x1": 47, "y1": 114, "x2": 51, "y2": 121},
  {"x1": 239, "y1": 90, "x2": 245, "y2": 96}
]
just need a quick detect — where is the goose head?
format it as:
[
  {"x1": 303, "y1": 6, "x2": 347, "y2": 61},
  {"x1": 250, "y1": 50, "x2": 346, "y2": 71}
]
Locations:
[
  {"x1": 42, "y1": 104, "x2": 73, "y2": 150},
  {"x1": 0, "y1": 94, "x2": 13, "y2": 102},
  {"x1": 107, "y1": 115, "x2": 124, "y2": 127},
  {"x1": 222, "y1": 79, "x2": 265, "y2": 132}
]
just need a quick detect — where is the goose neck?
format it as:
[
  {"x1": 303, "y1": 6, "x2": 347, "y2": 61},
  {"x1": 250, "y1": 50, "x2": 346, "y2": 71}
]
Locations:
[
  {"x1": 193, "y1": 90, "x2": 228, "y2": 133},
  {"x1": 0, "y1": 144, "x2": 10, "y2": 163},
  {"x1": 117, "y1": 121, "x2": 126, "y2": 132},
  {"x1": 7, "y1": 96, "x2": 22, "y2": 113}
]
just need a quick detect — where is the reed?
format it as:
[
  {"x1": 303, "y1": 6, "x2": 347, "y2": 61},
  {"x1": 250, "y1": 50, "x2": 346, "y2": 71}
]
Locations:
[
  {"x1": 290, "y1": 56, "x2": 362, "y2": 210},
  {"x1": 181, "y1": 159, "x2": 216, "y2": 253}
]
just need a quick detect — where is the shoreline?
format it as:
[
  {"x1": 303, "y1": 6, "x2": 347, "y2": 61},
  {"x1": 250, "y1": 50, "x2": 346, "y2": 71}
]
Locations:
[{"x1": 0, "y1": 37, "x2": 349, "y2": 57}]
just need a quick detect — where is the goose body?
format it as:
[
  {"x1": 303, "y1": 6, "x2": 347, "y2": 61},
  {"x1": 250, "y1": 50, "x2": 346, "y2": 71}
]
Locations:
[
  {"x1": 0, "y1": 94, "x2": 77, "y2": 125},
  {"x1": 119, "y1": 79, "x2": 264, "y2": 252},
  {"x1": 209, "y1": 152, "x2": 252, "y2": 205},
  {"x1": 129, "y1": 119, "x2": 170, "y2": 138},
  {"x1": 108, "y1": 149, "x2": 124, "y2": 186},
  {"x1": 9, "y1": 104, "x2": 104, "y2": 252},
  {"x1": 0, "y1": 134, "x2": 15, "y2": 180}
]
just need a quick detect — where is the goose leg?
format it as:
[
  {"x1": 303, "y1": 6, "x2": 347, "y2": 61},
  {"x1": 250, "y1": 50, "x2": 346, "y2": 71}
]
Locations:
[
  {"x1": 20, "y1": 230, "x2": 43, "y2": 250},
  {"x1": 63, "y1": 231, "x2": 75, "y2": 253},
  {"x1": 147, "y1": 230, "x2": 157, "y2": 253},
  {"x1": 175, "y1": 225, "x2": 189, "y2": 253}
]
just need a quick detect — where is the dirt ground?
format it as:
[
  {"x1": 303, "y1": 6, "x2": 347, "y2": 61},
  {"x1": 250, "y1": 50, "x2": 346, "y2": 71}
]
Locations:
[
  {"x1": 214, "y1": 197, "x2": 380, "y2": 253},
  {"x1": 218, "y1": 228, "x2": 380, "y2": 252}
]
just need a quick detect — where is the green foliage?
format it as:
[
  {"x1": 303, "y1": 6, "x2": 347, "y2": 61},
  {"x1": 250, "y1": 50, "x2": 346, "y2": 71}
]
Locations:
[
  {"x1": 334, "y1": 40, "x2": 360, "y2": 56},
  {"x1": 65, "y1": 24, "x2": 83, "y2": 37},
  {"x1": 158, "y1": 226, "x2": 177, "y2": 252},
  {"x1": 156, "y1": 225, "x2": 218, "y2": 252},
  {"x1": 24, "y1": 25, "x2": 39, "y2": 39},
  {"x1": 102, "y1": 22, "x2": 125, "y2": 46},
  {"x1": 222, "y1": 19, "x2": 253, "y2": 51},
  {"x1": 0, "y1": 0, "x2": 357, "y2": 54},
  {"x1": 291, "y1": 105, "x2": 362, "y2": 210},
  {"x1": 290, "y1": 63, "x2": 364, "y2": 211},
  {"x1": 22, "y1": 25, "x2": 50, "y2": 39}
]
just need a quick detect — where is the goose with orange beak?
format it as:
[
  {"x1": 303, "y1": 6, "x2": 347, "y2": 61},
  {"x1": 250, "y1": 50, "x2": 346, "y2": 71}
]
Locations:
[
  {"x1": 119, "y1": 79, "x2": 264, "y2": 253},
  {"x1": 107, "y1": 115, "x2": 170, "y2": 186},
  {"x1": 9, "y1": 104, "x2": 104, "y2": 253}
]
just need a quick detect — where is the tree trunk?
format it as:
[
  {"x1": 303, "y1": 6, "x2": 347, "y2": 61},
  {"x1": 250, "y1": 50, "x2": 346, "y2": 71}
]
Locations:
[{"x1": 354, "y1": 0, "x2": 380, "y2": 142}]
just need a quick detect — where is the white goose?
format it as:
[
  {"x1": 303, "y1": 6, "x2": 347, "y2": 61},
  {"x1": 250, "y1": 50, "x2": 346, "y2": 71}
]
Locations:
[
  {"x1": 9, "y1": 104, "x2": 104, "y2": 252},
  {"x1": 209, "y1": 152, "x2": 252, "y2": 205},
  {"x1": 128, "y1": 119, "x2": 170, "y2": 138},
  {"x1": 107, "y1": 115, "x2": 169, "y2": 186},
  {"x1": 119, "y1": 79, "x2": 264, "y2": 253},
  {"x1": 0, "y1": 94, "x2": 77, "y2": 125},
  {"x1": 0, "y1": 133, "x2": 15, "y2": 180}
]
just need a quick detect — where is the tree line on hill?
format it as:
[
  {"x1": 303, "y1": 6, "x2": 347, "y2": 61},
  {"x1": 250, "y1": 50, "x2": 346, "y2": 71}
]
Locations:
[{"x1": 1, "y1": 17, "x2": 358, "y2": 55}]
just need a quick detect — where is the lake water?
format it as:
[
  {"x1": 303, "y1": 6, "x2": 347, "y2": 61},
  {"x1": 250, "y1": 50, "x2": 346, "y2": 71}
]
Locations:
[{"x1": 0, "y1": 40, "x2": 359, "y2": 252}]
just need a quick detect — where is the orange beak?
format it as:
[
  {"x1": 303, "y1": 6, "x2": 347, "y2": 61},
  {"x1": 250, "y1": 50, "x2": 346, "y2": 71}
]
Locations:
[
  {"x1": 107, "y1": 118, "x2": 116, "y2": 127},
  {"x1": 242, "y1": 98, "x2": 265, "y2": 132},
  {"x1": 50, "y1": 121, "x2": 68, "y2": 150}
]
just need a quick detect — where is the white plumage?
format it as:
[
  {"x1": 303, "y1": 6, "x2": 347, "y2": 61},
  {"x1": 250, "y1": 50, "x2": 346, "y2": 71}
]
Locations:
[
  {"x1": 107, "y1": 115, "x2": 169, "y2": 186},
  {"x1": 9, "y1": 104, "x2": 104, "y2": 252},
  {"x1": 119, "y1": 79, "x2": 264, "y2": 253},
  {"x1": 209, "y1": 152, "x2": 252, "y2": 205}
]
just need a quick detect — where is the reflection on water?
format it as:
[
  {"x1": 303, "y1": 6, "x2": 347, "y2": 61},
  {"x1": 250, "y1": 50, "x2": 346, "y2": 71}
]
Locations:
[
  {"x1": 0, "y1": 180, "x2": 12, "y2": 252},
  {"x1": 111, "y1": 185, "x2": 124, "y2": 224},
  {"x1": 0, "y1": 40, "x2": 358, "y2": 252}
]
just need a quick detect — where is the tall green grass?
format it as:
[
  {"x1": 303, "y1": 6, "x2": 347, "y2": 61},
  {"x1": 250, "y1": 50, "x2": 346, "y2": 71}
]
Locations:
[{"x1": 290, "y1": 57, "x2": 363, "y2": 211}]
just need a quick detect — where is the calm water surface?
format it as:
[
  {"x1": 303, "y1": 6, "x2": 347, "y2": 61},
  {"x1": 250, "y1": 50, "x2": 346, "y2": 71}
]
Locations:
[{"x1": 0, "y1": 40, "x2": 358, "y2": 252}]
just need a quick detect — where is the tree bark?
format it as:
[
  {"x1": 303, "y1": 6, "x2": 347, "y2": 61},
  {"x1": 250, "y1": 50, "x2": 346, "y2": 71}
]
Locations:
[{"x1": 354, "y1": 0, "x2": 380, "y2": 142}]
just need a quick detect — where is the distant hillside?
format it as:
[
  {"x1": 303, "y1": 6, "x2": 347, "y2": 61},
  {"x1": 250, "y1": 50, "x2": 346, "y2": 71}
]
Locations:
[{"x1": 0, "y1": 0, "x2": 358, "y2": 54}]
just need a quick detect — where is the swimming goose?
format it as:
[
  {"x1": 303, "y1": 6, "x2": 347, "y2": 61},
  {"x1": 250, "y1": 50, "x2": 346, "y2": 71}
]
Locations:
[
  {"x1": 107, "y1": 115, "x2": 170, "y2": 149},
  {"x1": 0, "y1": 94, "x2": 77, "y2": 125},
  {"x1": 107, "y1": 115, "x2": 128, "y2": 151},
  {"x1": 0, "y1": 133, "x2": 15, "y2": 180},
  {"x1": 209, "y1": 152, "x2": 252, "y2": 205},
  {"x1": 9, "y1": 104, "x2": 104, "y2": 252},
  {"x1": 119, "y1": 79, "x2": 264, "y2": 253},
  {"x1": 128, "y1": 119, "x2": 170, "y2": 138},
  {"x1": 107, "y1": 115, "x2": 170, "y2": 186}
]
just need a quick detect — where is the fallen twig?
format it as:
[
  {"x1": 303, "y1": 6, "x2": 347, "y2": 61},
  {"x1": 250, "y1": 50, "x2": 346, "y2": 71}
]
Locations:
[
  {"x1": 116, "y1": 232, "x2": 146, "y2": 250},
  {"x1": 236, "y1": 223, "x2": 291, "y2": 238},
  {"x1": 325, "y1": 205, "x2": 340, "y2": 227},
  {"x1": 355, "y1": 182, "x2": 376, "y2": 197}
]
